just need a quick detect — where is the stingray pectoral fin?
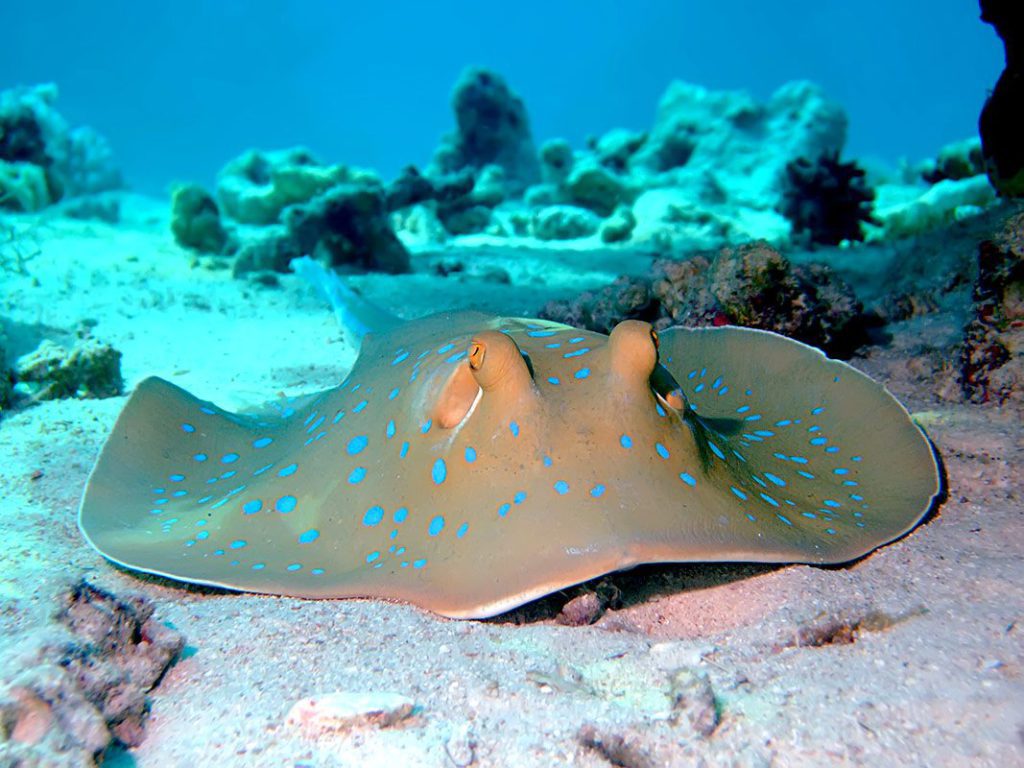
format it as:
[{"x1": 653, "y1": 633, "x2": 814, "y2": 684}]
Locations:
[
  {"x1": 78, "y1": 376, "x2": 317, "y2": 593},
  {"x1": 649, "y1": 326, "x2": 941, "y2": 564}
]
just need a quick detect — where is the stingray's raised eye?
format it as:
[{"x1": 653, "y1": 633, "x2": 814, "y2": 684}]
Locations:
[{"x1": 469, "y1": 342, "x2": 485, "y2": 371}]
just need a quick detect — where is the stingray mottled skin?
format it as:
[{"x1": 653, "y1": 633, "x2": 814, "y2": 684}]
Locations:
[{"x1": 79, "y1": 312, "x2": 940, "y2": 618}]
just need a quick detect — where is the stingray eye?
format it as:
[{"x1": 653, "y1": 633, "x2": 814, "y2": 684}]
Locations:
[
  {"x1": 650, "y1": 329, "x2": 659, "y2": 351},
  {"x1": 469, "y1": 342, "x2": 486, "y2": 371}
]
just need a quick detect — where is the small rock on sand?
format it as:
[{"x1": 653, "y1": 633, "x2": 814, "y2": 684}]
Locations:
[{"x1": 285, "y1": 691, "x2": 415, "y2": 737}]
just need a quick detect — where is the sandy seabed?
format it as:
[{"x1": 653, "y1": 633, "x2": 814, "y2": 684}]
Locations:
[{"x1": 0, "y1": 195, "x2": 1021, "y2": 767}]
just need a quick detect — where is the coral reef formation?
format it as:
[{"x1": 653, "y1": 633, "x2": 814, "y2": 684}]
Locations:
[
  {"x1": 979, "y1": 0, "x2": 1024, "y2": 196},
  {"x1": 15, "y1": 338, "x2": 123, "y2": 401},
  {"x1": 540, "y1": 241, "x2": 867, "y2": 357},
  {"x1": 0, "y1": 581, "x2": 183, "y2": 766},
  {"x1": 430, "y1": 68, "x2": 540, "y2": 193},
  {"x1": 170, "y1": 183, "x2": 231, "y2": 254},
  {"x1": 961, "y1": 210, "x2": 1024, "y2": 404},
  {"x1": 780, "y1": 151, "x2": 875, "y2": 246},
  {"x1": 0, "y1": 84, "x2": 121, "y2": 211}
]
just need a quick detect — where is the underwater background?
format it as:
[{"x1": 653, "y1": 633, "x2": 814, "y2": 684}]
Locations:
[
  {"x1": 1, "y1": 0, "x2": 1003, "y2": 194},
  {"x1": 1, "y1": 1, "x2": 1023, "y2": 766}
]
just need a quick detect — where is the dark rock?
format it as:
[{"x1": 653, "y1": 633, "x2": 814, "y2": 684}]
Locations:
[
  {"x1": 532, "y1": 205, "x2": 601, "y2": 241},
  {"x1": 781, "y1": 151, "x2": 875, "y2": 246},
  {"x1": 432, "y1": 68, "x2": 540, "y2": 193},
  {"x1": 961, "y1": 210, "x2": 1024, "y2": 403},
  {"x1": 232, "y1": 226, "x2": 303, "y2": 276},
  {"x1": 541, "y1": 242, "x2": 868, "y2": 358},
  {"x1": 0, "y1": 581, "x2": 184, "y2": 765},
  {"x1": 283, "y1": 183, "x2": 410, "y2": 274},
  {"x1": 669, "y1": 669, "x2": 720, "y2": 737},
  {"x1": 384, "y1": 165, "x2": 436, "y2": 211},
  {"x1": 171, "y1": 183, "x2": 229, "y2": 254},
  {"x1": 979, "y1": 0, "x2": 1024, "y2": 196},
  {"x1": 15, "y1": 338, "x2": 123, "y2": 400}
]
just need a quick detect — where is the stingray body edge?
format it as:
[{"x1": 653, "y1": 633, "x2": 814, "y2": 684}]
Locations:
[{"x1": 78, "y1": 311, "x2": 941, "y2": 619}]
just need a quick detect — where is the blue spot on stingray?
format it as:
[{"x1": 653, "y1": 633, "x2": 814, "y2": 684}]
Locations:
[
  {"x1": 428, "y1": 516, "x2": 445, "y2": 536},
  {"x1": 432, "y1": 458, "x2": 447, "y2": 484},
  {"x1": 253, "y1": 463, "x2": 273, "y2": 476},
  {"x1": 498, "y1": 503, "x2": 511, "y2": 518},
  {"x1": 679, "y1": 472, "x2": 696, "y2": 487},
  {"x1": 333, "y1": 410, "x2": 346, "y2": 423},
  {"x1": 745, "y1": 513, "x2": 757, "y2": 522},
  {"x1": 389, "y1": 387, "x2": 400, "y2": 400},
  {"x1": 196, "y1": 531, "x2": 209, "y2": 540},
  {"x1": 353, "y1": 400, "x2": 368, "y2": 414},
  {"x1": 298, "y1": 529, "x2": 319, "y2": 544},
  {"x1": 554, "y1": 480, "x2": 569, "y2": 495},
  {"x1": 810, "y1": 437, "x2": 828, "y2": 446},
  {"x1": 574, "y1": 368, "x2": 590, "y2": 379},
  {"x1": 811, "y1": 406, "x2": 825, "y2": 415},
  {"x1": 457, "y1": 522, "x2": 469, "y2": 538},
  {"x1": 221, "y1": 453, "x2": 239, "y2": 464},
  {"x1": 347, "y1": 435, "x2": 368, "y2": 455},
  {"x1": 282, "y1": 407, "x2": 295, "y2": 418},
  {"x1": 172, "y1": 490, "x2": 188, "y2": 497},
  {"x1": 731, "y1": 486, "x2": 748, "y2": 500},
  {"x1": 656, "y1": 443, "x2": 670, "y2": 459},
  {"x1": 509, "y1": 420, "x2": 520, "y2": 437},
  {"x1": 719, "y1": 386, "x2": 730, "y2": 395},
  {"x1": 764, "y1": 472, "x2": 786, "y2": 487},
  {"x1": 193, "y1": 453, "x2": 207, "y2": 462},
  {"x1": 619, "y1": 434, "x2": 633, "y2": 449},
  {"x1": 513, "y1": 491, "x2": 527, "y2": 504},
  {"x1": 825, "y1": 528, "x2": 837, "y2": 535},
  {"x1": 169, "y1": 474, "x2": 185, "y2": 482},
  {"x1": 392, "y1": 351, "x2": 409, "y2": 365},
  {"x1": 230, "y1": 540, "x2": 247, "y2": 549},
  {"x1": 243, "y1": 499, "x2": 262, "y2": 515},
  {"x1": 851, "y1": 455, "x2": 863, "y2": 462},
  {"x1": 823, "y1": 499, "x2": 841, "y2": 508},
  {"x1": 394, "y1": 507, "x2": 408, "y2": 524},
  {"x1": 252, "y1": 563, "x2": 265, "y2": 570},
  {"x1": 447, "y1": 351, "x2": 468, "y2": 363},
  {"x1": 744, "y1": 414, "x2": 762, "y2": 422},
  {"x1": 181, "y1": 423, "x2": 195, "y2": 433},
  {"x1": 736, "y1": 405, "x2": 751, "y2": 414},
  {"x1": 543, "y1": 455, "x2": 553, "y2": 467},
  {"x1": 276, "y1": 495, "x2": 297, "y2": 513},
  {"x1": 363, "y1": 506, "x2": 384, "y2": 526},
  {"x1": 413, "y1": 559, "x2": 427, "y2": 569},
  {"x1": 400, "y1": 441, "x2": 410, "y2": 458},
  {"x1": 694, "y1": 383, "x2": 705, "y2": 393},
  {"x1": 850, "y1": 493, "x2": 864, "y2": 502},
  {"x1": 709, "y1": 442, "x2": 726, "y2": 460},
  {"x1": 790, "y1": 455, "x2": 809, "y2": 464},
  {"x1": 656, "y1": 403, "x2": 666, "y2": 417},
  {"x1": 569, "y1": 336, "x2": 585, "y2": 343},
  {"x1": 834, "y1": 468, "x2": 849, "y2": 475},
  {"x1": 220, "y1": 470, "x2": 236, "y2": 480},
  {"x1": 797, "y1": 470, "x2": 816, "y2": 479},
  {"x1": 348, "y1": 467, "x2": 367, "y2": 484},
  {"x1": 776, "y1": 513, "x2": 793, "y2": 526},
  {"x1": 311, "y1": 568, "x2": 325, "y2": 575},
  {"x1": 200, "y1": 405, "x2": 215, "y2": 415},
  {"x1": 548, "y1": 376, "x2": 560, "y2": 385},
  {"x1": 366, "y1": 551, "x2": 380, "y2": 564},
  {"x1": 590, "y1": 484, "x2": 606, "y2": 498},
  {"x1": 278, "y1": 463, "x2": 297, "y2": 478},
  {"x1": 808, "y1": 425, "x2": 821, "y2": 433},
  {"x1": 760, "y1": 492, "x2": 780, "y2": 507},
  {"x1": 563, "y1": 348, "x2": 590, "y2": 359},
  {"x1": 825, "y1": 446, "x2": 840, "y2": 454},
  {"x1": 421, "y1": 420, "x2": 432, "y2": 434},
  {"x1": 386, "y1": 419, "x2": 396, "y2": 439},
  {"x1": 527, "y1": 329, "x2": 558, "y2": 338},
  {"x1": 253, "y1": 437, "x2": 273, "y2": 448},
  {"x1": 545, "y1": 342, "x2": 561, "y2": 349},
  {"x1": 287, "y1": 563, "x2": 302, "y2": 571},
  {"x1": 437, "y1": 342, "x2": 455, "y2": 354},
  {"x1": 465, "y1": 446, "x2": 477, "y2": 463}
]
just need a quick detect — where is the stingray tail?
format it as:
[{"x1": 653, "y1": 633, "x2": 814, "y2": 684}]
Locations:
[{"x1": 290, "y1": 256, "x2": 403, "y2": 342}]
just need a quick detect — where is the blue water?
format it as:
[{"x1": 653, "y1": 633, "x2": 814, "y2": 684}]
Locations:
[{"x1": 2, "y1": 0, "x2": 1001, "y2": 195}]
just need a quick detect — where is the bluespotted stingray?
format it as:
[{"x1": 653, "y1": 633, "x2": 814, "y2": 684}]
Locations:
[{"x1": 79, "y1": 259, "x2": 940, "y2": 618}]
